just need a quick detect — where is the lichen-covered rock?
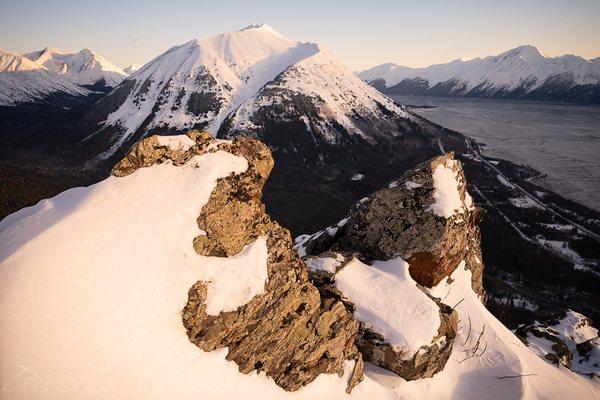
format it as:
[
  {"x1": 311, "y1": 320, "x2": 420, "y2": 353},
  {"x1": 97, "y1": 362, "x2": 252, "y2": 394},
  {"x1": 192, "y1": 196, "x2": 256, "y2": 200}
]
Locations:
[
  {"x1": 355, "y1": 298, "x2": 458, "y2": 380},
  {"x1": 112, "y1": 130, "x2": 363, "y2": 393},
  {"x1": 298, "y1": 152, "x2": 485, "y2": 297},
  {"x1": 296, "y1": 153, "x2": 485, "y2": 379}
]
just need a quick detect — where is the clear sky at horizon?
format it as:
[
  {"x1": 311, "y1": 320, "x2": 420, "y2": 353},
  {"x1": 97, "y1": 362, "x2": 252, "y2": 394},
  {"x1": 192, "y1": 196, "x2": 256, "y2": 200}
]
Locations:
[{"x1": 1, "y1": 0, "x2": 599, "y2": 70}]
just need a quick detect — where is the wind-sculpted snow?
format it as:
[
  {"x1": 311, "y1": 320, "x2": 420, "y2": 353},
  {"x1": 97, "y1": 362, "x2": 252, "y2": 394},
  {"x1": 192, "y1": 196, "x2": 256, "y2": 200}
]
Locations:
[{"x1": 0, "y1": 132, "x2": 598, "y2": 399}]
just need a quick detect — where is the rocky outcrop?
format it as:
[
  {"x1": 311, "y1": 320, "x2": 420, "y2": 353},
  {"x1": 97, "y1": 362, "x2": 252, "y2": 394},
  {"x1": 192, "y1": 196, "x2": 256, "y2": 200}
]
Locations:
[
  {"x1": 297, "y1": 153, "x2": 484, "y2": 379},
  {"x1": 113, "y1": 137, "x2": 488, "y2": 389},
  {"x1": 298, "y1": 153, "x2": 485, "y2": 296},
  {"x1": 113, "y1": 130, "x2": 364, "y2": 393},
  {"x1": 515, "y1": 310, "x2": 600, "y2": 376},
  {"x1": 515, "y1": 325, "x2": 573, "y2": 368},
  {"x1": 112, "y1": 130, "x2": 212, "y2": 176}
]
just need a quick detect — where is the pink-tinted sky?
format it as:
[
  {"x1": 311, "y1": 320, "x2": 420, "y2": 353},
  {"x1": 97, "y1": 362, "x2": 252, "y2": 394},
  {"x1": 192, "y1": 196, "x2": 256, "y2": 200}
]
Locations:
[{"x1": 1, "y1": 0, "x2": 599, "y2": 69}]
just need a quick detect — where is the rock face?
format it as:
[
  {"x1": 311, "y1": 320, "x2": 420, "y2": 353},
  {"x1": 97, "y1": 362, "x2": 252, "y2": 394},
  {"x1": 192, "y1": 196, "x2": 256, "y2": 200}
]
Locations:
[
  {"x1": 297, "y1": 153, "x2": 485, "y2": 378},
  {"x1": 299, "y1": 153, "x2": 485, "y2": 296},
  {"x1": 113, "y1": 130, "x2": 364, "y2": 393}
]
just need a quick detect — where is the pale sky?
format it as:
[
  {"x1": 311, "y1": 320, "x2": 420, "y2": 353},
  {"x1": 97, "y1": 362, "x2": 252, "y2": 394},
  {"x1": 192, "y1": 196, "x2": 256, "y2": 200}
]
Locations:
[{"x1": 1, "y1": 0, "x2": 599, "y2": 70}]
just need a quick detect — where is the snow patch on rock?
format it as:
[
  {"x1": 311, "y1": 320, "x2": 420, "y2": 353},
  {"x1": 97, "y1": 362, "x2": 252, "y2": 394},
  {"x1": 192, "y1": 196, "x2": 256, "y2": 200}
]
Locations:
[
  {"x1": 428, "y1": 160, "x2": 463, "y2": 218},
  {"x1": 335, "y1": 257, "x2": 441, "y2": 358},
  {"x1": 156, "y1": 134, "x2": 197, "y2": 152}
]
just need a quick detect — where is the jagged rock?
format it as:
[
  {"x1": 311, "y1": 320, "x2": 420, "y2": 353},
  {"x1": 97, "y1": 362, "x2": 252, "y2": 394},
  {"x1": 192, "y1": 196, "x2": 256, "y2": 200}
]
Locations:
[
  {"x1": 515, "y1": 325, "x2": 573, "y2": 369},
  {"x1": 298, "y1": 153, "x2": 485, "y2": 297},
  {"x1": 304, "y1": 250, "x2": 458, "y2": 380},
  {"x1": 355, "y1": 299, "x2": 458, "y2": 380},
  {"x1": 296, "y1": 153, "x2": 484, "y2": 379},
  {"x1": 112, "y1": 130, "x2": 364, "y2": 393}
]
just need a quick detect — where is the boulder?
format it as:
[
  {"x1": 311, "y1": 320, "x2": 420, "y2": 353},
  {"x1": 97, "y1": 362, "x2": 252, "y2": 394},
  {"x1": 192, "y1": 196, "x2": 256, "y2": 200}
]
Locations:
[
  {"x1": 297, "y1": 153, "x2": 485, "y2": 379},
  {"x1": 298, "y1": 153, "x2": 485, "y2": 296},
  {"x1": 113, "y1": 130, "x2": 364, "y2": 393}
]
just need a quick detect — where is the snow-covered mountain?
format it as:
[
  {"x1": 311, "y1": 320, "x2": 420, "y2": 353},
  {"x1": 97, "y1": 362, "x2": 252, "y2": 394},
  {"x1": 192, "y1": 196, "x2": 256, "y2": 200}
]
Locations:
[
  {"x1": 359, "y1": 45, "x2": 600, "y2": 104},
  {"x1": 0, "y1": 49, "x2": 90, "y2": 106},
  {"x1": 75, "y1": 24, "x2": 412, "y2": 160},
  {"x1": 123, "y1": 64, "x2": 142, "y2": 75},
  {"x1": 24, "y1": 47, "x2": 127, "y2": 88}
]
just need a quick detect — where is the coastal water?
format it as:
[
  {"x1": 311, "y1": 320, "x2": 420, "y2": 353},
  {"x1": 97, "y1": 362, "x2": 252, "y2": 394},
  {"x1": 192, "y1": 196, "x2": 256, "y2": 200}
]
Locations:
[{"x1": 392, "y1": 95, "x2": 600, "y2": 211}]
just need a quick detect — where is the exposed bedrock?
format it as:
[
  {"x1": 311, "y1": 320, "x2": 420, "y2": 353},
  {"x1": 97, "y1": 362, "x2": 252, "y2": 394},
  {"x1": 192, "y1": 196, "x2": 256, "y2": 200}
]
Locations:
[
  {"x1": 297, "y1": 153, "x2": 485, "y2": 378},
  {"x1": 113, "y1": 134, "x2": 486, "y2": 389},
  {"x1": 113, "y1": 130, "x2": 363, "y2": 393}
]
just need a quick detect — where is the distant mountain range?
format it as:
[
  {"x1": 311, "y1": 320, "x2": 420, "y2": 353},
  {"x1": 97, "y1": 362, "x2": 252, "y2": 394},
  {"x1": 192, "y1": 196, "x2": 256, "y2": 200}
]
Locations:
[
  {"x1": 0, "y1": 47, "x2": 132, "y2": 137},
  {"x1": 24, "y1": 47, "x2": 127, "y2": 90},
  {"x1": 0, "y1": 46, "x2": 130, "y2": 108},
  {"x1": 358, "y1": 45, "x2": 600, "y2": 104},
  {"x1": 0, "y1": 49, "x2": 90, "y2": 107}
]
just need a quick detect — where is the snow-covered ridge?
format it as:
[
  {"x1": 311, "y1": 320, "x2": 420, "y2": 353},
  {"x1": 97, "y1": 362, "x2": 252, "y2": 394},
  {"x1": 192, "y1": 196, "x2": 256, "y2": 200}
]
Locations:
[
  {"x1": 103, "y1": 24, "x2": 317, "y2": 137},
  {"x1": 123, "y1": 64, "x2": 142, "y2": 75},
  {"x1": 358, "y1": 45, "x2": 600, "y2": 96},
  {"x1": 90, "y1": 24, "x2": 409, "y2": 157},
  {"x1": 0, "y1": 49, "x2": 90, "y2": 106},
  {"x1": 24, "y1": 46, "x2": 127, "y2": 87},
  {"x1": 1, "y1": 134, "x2": 599, "y2": 398},
  {"x1": 226, "y1": 44, "x2": 409, "y2": 142}
]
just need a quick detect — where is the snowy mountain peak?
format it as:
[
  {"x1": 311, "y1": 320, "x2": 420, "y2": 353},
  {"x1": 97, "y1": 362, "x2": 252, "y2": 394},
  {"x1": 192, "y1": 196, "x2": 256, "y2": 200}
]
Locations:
[
  {"x1": 359, "y1": 45, "x2": 600, "y2": 103},
  {"x1": 24, "y1": 46, "x2": 126, "y2": 87},
  {"x1": 0, "y1": 49, "x2": 89, "y2": 106},
  {"x1": 499, "y1": 44, "x2": 545, "y2": 61},
  {"x1": 76, "y1": 25, "x2": 408, "y2": 160},
  {"x1": 0, "y1": 49, "x2": 45, "y2": 72}
]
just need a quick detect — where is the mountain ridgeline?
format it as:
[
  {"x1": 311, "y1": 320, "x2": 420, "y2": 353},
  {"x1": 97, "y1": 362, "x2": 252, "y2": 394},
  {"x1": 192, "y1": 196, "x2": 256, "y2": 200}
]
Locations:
[
  {"x1": 50, "y1": 24, "x2": 437, "y2": 163},
  {"x1": 358, "y1": 45, "x2": 600, "y2": 104},
  {"x1": 0, "y1": 47, "x2": 129, "y2": 140}
]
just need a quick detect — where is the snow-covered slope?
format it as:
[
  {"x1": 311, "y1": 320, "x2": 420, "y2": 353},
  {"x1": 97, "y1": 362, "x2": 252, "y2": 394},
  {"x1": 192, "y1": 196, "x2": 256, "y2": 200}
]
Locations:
[
  {"x1": 24, "y1": 47, "x2": 127, "y2": 87},
  {"x1": 222, "y1": 45, "x2": 408, "y2": 144},
  {"x1": 359, "y1": 46, "x2": 600, "y2": 103},
  {"x1": 0, "y1": 135, "x2": 597, "y2": 399},
  {"x1": 123, "y1": 64, "x2": 142, "y2": 75},
  {"x1": 0, "y1": 49, "x2": 90, "y2": 106},
  {"x1": 79, "y1": 24, "x2": 409, "y2": 159}
]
